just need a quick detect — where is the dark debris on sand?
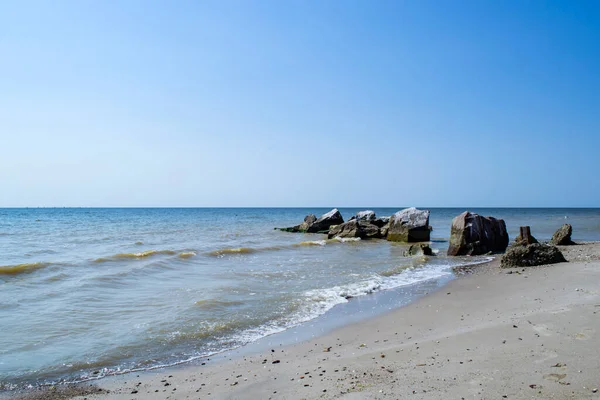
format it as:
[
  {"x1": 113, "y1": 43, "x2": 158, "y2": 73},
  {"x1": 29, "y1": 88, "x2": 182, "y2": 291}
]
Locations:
[{"x1": 7, "y1": 384, "x2": 108, "y2": 400}]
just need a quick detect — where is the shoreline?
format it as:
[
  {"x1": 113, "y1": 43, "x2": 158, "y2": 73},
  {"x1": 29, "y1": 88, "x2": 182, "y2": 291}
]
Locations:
[
  {"x1": 1, "y1": 251, "x2": 489, "y2": 392},
  {"x1": 6, "y1": 242, "x2": 600, "y2": 399},
  {"x1": 1, "y1": 252, "x2": 474, "y2": 394}
]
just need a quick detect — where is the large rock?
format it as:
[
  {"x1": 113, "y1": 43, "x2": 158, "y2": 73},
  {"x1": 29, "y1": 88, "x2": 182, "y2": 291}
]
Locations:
[
  {"x1": 328, "y1": 219, "x2": 383, "y2": 239},
  {"x1": 278, "y1": 209, "x2": 343, "y2": 233},
  {"x1": 307, "y1": 208, "x2": 344, "y2": 233},
  {"x1": 447, "y1": 211, "x2": 509, "y2": 256},
  {"x1": 386, "y1": 208, "x2": 431, "y2": 242},
  {"x1": 501, "y1": 243, "x2": 567, "y2": 268},
  {"x1": 278, "y1": 214, "x2": 316, "y2": 233},
  {"x1": 404, "y1": 243, "x2": 434, "y2": 257},
  {"x1": 328, "y1": 220, "x2": 360, "y2": 239},
  {"x1": 355, "y1": 210, "x2": 376, "y2": 221},
  {"x1": 372, "y1": 216, "x2": 390, "y2": 228},
  {"x1": 550, "y1": 224, "x2": 575, "y2": 245},
  {"x1": 358, "y1": 220, "x2": 383, "y2": 239},
  {"x1": 374, "y1": 216, "x2": 390, "y2": 237},
  {"x1": 297, "y1": 214, "x2": 317, "y2": 232}
]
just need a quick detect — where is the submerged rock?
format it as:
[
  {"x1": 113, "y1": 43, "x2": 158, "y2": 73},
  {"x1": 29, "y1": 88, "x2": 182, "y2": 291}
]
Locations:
[
  {"x1": 404, "y1": 243, "x2": 434, "y2": 256},
  {"x1": 501, "y1": 243, "x2": 567, "y2": 268},
  {"x1": 550, "y1": 224, "x2": 575, "y2": 245},
  {"x1": 387, "y1": 208, "x2": 431, "y2": 242},
  {"x1": 447, "y1": 211, "x2": 509, "y2": 256}
]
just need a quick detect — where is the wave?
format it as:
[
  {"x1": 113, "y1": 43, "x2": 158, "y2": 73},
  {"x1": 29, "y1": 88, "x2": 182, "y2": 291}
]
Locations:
[
  {"x1": 332, "y1": 236, "x2": 362, "y2": 243},
  {"x1": 194, "y1": 299, "x2": 245, "y2": 310},
  {"x1": 3, "y1": 254, "x2": 496, "y2": 390},
  {"x1": 27, "y1": 249, "x2": 58, "y2": 255},
  {"x1": 379, "y1": 264, "x2": 414, "y2": 277},
  {"x1": 178, "y1": 251, "x2": 197, "y2": 259},
  {"x1": 93, "y1": 250, "x2": 177, "y2": 263},
  {"x1": 0, "y1": 262, "x2": 50, "y2": 275},
  {"x1": 207, "y1": 247, "x2": 258, "y2": 256},
  {"x1": 53, "y1": 263, "x2": 455, "y2": 385},
  {"x1": 206, "y1": 246, "x2": 285, "y2": 257},
  {"x1": 294, "y1": 240, "x2": 327, "y2": 247},
  {"x1": 208, "y1": 238, "x2": 363, "y2": 256}
]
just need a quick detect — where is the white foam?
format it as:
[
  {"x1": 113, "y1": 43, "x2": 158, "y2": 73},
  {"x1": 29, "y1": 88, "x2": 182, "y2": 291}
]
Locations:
[
  {"x1": 333, "y1": 236, "x2": 361, "y2": 243},
  {"x1": 305, "y1": 240, "x2": 327, "y2": 246}
]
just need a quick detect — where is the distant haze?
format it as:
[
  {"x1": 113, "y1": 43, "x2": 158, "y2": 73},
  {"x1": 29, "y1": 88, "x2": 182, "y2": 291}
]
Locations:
[{"x1": 1, "y1": 0, "x2": 599, "y2": 207}]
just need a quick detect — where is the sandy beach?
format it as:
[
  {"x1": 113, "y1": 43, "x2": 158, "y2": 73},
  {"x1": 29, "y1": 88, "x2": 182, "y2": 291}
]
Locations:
[{"x1": 7, "y1": 242, "x2": 600, "y2": 400}]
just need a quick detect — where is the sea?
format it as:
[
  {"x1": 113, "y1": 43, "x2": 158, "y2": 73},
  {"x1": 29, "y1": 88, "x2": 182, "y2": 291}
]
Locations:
[{"x1": 1, "y1": 207, "x2": 599, "y2": 389}]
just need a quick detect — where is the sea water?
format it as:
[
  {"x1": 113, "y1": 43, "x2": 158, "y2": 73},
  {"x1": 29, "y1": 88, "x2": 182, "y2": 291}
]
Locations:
[{"x1": 1, "y1": 208, "x2": 599, "y2": 388}]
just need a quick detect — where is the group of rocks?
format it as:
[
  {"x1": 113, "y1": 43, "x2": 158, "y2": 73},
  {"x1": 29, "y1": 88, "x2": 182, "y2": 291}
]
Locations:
[
  {"x1": 279, "y1": 207, "x2": 432, "y2": 242},
  {"x1": 279, "y1": 208, "x2": 577, "y2": 267},
  {"x1": 500, "y1": 224, "x2": 572, "y2": 268}
]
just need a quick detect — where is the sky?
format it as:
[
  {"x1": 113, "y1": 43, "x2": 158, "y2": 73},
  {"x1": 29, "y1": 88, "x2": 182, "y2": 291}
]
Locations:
[{"x1": 1, "y1": 0, "x2": 599, "y2": 207}]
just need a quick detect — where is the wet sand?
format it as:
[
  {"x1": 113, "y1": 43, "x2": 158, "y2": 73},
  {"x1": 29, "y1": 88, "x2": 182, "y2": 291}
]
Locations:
[{"x1": 6, "y1": 243, "x2": 600, "y2": 399}]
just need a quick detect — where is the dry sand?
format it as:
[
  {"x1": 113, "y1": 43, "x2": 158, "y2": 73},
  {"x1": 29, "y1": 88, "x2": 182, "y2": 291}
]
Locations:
[{"x1": 6, "y1": 243, "x2": 600, "y2": 400}]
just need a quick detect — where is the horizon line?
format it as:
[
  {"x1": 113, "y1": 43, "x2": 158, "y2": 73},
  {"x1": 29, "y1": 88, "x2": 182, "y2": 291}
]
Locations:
[{"x1": 0, "y1": 206, "x2": 598, "y2": 209}]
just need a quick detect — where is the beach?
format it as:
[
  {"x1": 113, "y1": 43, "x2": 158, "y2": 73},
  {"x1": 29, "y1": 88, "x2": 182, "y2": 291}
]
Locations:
[
  {"x1": 8, "y1": 242, "x2": 600, "y2": 399},
  {"x1": 7, "y1": 207, "x2": 581, "y2": 388}
]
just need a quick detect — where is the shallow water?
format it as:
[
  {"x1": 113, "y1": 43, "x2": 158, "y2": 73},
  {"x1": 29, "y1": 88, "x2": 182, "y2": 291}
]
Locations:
[{"x1": 0, "y1": 207, "x2": 598, "y2": 388}]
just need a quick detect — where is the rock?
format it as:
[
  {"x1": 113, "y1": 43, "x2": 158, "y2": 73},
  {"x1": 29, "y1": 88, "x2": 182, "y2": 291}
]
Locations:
[
  {"x1": 447, "y1": 211, "x2": 509, "y2": 256},
  {"x1": 327, "y1": 219, "x2": 382, "y2": 239},
  {"x1": 550, "y1": 224, "x2": 575, "y2": 245},
  {"x1": 500, "y1": 243, "x2": 567, "y2": 268},
  {"x1": 404, "y1": 244, "x2": 434, "y2": 256},
  {"x1": 379, "y1": 224, "x2": 389, "y2": 238},
  {"x1": 277, "y1": 214, "x2": 316, "y2": 233},
  {"x1": 515, "y1": 226, "x2": 538, "y2": 246},
  {"x1": 277, "y1": 226, "x2": 300, "y2": 233},
  {"x1": 386, "y1": 208, "x2": 431, "y2": 242},
  {"x1": 355, "y1": 210, "x2": 376, "y2": 221},
  {"x1": 375, "y1": 217, "x2": 391, "y2": 238},
  {"x1": 307, "y1": 209, "x2": 344, "y2": 233},
  {"x1": 372, "y1": 216, "x2": 390, "y2": 228},
  {"x1": 359, "y1": 220, "x2": 382, "y2": 239},
  {"x1": 278, "y1": 209, "x2": 343, "y2": 233},
  {"x1": 328, "y1": 220, "x2": 360, "y2": 239},
  {"x1": 297, "y1": 214, "x2": 317, "y2": 232}
]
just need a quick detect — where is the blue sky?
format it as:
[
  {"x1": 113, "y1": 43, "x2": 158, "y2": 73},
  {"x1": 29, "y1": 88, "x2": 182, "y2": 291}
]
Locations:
[{"x1": 1, "y1": 0, "x2": 598, "y2": 207}]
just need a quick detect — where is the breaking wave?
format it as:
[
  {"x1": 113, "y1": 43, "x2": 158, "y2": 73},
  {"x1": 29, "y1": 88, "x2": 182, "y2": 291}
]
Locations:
[
  {"x1": 206, "y1": 247, "x2": 260, "y2": 256},
  {"x1": 209, "y1": 238, "x2": 363, "y2": 256},
  {"x1": 332, "y1": 236, "x2": 362, "y2": 243},
  {"x1": 0, "y1": 262, "x2": 51, "y2": 276},
  {"x1": 93, "y1": 250, "x2": 177, "y2": 263},
  {"x1": 294, "y1": 240, "x2": 327, "y2": 247}
]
